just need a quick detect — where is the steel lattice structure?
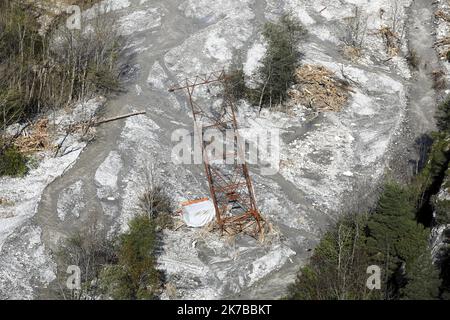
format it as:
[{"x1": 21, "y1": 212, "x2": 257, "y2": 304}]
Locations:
[{"x1": 169, "y1": 70, "x2": 263, "y2": 235}]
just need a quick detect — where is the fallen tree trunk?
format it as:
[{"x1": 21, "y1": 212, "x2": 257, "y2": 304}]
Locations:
[
  {"x1": 55, "y1": 111, "x2": 147, "y2": 156},
  {"x1": 94, "y1": 111, "x2": 146, "y2": 126}
]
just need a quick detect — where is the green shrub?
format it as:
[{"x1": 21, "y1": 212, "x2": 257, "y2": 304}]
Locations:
[{"x1": 0, "y1": 145, "x2": 28, "y2": 177}]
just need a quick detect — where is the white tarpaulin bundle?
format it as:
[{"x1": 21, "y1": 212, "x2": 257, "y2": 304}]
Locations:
[{"x1": 181, "y1": 199, "x2": 215, "y2": 227}]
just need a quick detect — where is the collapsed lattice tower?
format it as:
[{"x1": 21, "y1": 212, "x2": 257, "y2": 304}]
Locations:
[{"x1": 169, "y1": 70, "x2": 263, "y2": 236}]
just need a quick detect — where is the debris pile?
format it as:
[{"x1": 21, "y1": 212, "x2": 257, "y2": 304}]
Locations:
[
  {"x1": 435, "y1": 7, "x2": 450, "y2": 59},
  {"x1": 342, "y1": 45, "x2": 362, "y2": 61},
  {"x1": 14, "y1": 119, "x2": 53, "y2": 154},
  {"x1": 0, "y1": 197, "x2": 13, "y2": 210},
  {"x1": 434, "y1": 36, "x2": 450, "y2": 59},
  {"x1": 434, "y1": 36, "x2": 450, "y2": 47},
  {"x1": 435, "y1": 9, "x2": 450, "y2": 23},
  {"x1": 379, "y1": 26, "x2": 400, "y2": 56},
  {"x1": 288, "y1": 64, "x2": 351, "y2": 112}
]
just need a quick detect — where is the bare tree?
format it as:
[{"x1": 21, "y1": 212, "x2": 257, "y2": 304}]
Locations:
[
  {"x1": 0, "y1": 1, "x2": 124, "y2": 134},
  {"x1": 56, "y1": 221, "x2": 118, "y2": 300},
  {"x1": 341, "y1": 6, "x2": 368, "y2": 49}
]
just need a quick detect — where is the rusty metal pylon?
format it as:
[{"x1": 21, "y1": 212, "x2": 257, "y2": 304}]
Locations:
[{"x1": 169, "y1": 70, "x2": 263, "y2": 236}]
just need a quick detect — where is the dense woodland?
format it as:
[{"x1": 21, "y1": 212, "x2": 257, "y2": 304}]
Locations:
[
  {"x1": 287, "y1": 101, "x2": 450, "y2": 299},
  {"x1": 0, "y1": 0, "x2": 122, "y2": 176}
]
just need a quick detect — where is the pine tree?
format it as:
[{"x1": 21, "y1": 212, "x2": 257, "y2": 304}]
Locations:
[
  {"x1": 100, "y1": 214, "x2": 160, "y2": 299},
  {"x1": 287, "y1": 213, "x2": 371, "y2": 300},
  {"x1": 254, "y1": 14, "x2": 305, "y2": 108},
  {"x1": 401, "y1": 250, "x2": 441, "y2": 300},
  {"x1": 366, "y1": 183, "x2": 430, "y2": 297},
  {"x1": 367, "y1": 183, "x2": 428, "y2": 263},
  {"x1": 436, "y1": 97, "x2": 450, "y2": 133}
]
